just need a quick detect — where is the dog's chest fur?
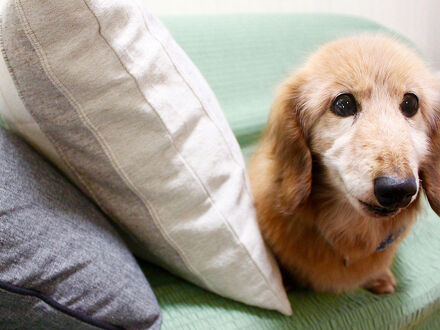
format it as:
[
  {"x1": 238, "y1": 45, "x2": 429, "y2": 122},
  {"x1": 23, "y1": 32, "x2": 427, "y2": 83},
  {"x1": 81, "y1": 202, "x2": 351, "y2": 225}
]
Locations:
[{"x1": 258, "y1": 188, "x2": 420, "y2": 292}]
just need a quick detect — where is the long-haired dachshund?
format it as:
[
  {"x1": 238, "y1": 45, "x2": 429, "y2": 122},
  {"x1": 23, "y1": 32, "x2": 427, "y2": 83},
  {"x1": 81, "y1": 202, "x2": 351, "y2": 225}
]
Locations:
[{"x1": 249, "y1": 35, "x2": 440, "y2": 294}]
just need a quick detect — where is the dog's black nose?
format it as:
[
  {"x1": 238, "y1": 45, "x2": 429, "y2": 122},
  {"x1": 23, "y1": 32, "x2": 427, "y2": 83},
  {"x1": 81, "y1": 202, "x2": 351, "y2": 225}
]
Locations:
[{"x1": 374, "y1": 177, "x2": 417, "y2": 209}]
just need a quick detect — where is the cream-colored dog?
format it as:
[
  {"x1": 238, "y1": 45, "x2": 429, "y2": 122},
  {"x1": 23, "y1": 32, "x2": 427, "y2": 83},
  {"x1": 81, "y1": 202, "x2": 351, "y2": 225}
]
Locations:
[{"x1": 249, "y1": 35, "x2": 440, "y2": 294}]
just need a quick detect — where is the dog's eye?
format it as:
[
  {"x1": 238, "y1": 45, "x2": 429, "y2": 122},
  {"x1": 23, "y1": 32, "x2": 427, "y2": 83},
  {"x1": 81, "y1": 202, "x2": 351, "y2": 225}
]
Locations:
[
  {"x1": 400, "y1": 93, "x2": 419, "y2": 117},
  {"x1": 331, "y1": 94, "x2": 357, "y2": 117}
]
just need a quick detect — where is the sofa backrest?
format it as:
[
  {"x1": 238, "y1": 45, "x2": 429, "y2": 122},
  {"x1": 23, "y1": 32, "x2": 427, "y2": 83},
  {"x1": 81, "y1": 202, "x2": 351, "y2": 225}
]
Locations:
[{"x1": 161, "y1": 13, "x2": 393, "y2": 157}]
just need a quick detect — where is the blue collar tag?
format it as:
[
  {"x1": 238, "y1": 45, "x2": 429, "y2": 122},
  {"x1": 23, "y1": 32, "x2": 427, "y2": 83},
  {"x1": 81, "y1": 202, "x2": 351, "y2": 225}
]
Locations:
[{"x1": 376, "y1": 226, "x2": 406, "y2": 252}]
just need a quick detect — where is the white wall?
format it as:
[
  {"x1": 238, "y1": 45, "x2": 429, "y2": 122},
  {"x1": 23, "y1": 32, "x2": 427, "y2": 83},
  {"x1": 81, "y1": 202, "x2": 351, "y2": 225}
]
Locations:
[{"x1": 145, "y1": 0, "x2": 440, "y2": 70}]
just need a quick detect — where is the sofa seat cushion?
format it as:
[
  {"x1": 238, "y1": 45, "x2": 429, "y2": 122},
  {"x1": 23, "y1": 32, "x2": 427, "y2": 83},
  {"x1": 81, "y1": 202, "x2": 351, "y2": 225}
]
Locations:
[{"x1": 143, "y1": 203, "x2": 440, "y2": 329}]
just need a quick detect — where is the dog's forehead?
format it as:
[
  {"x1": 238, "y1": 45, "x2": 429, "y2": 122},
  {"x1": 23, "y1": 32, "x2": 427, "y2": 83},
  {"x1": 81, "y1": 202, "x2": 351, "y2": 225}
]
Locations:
[{"x1": 307, "y1": 35, "x2": 429, "y2": 97}]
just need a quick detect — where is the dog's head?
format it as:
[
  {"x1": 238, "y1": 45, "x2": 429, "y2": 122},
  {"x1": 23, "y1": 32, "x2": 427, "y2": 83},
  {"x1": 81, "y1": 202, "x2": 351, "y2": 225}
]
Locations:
[{"x1": 268, "y1": 35, "x2": 440, "y2": 218}]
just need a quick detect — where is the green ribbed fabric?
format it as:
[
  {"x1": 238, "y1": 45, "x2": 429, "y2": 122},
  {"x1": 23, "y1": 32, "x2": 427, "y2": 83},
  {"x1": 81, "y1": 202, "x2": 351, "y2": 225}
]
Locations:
[
  {"x1": 143, "y1": 203, "x2": 440, "y2": 329},
  {"x1": 140, "y1": 13, "x2": 440, "y2": 329}
]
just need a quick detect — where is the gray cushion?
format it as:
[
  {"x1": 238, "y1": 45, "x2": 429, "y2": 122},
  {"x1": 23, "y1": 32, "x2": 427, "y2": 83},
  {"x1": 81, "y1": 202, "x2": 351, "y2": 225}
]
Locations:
[{"x1": 0, "y1": 127, "x2": 161, "y2": 329}]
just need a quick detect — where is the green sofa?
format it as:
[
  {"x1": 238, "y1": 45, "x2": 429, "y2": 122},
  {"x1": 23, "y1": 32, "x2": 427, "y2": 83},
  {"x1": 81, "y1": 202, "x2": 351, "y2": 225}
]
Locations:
[{"x1": 139, "y1": 14, "x2": 440, "y2": 329}]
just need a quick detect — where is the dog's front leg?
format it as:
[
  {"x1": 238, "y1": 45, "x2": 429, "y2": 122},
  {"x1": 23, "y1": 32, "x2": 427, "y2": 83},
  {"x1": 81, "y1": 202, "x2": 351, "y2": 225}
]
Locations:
[{"x1": 363, "y1": 268, "x2": 397, "y2": 294}]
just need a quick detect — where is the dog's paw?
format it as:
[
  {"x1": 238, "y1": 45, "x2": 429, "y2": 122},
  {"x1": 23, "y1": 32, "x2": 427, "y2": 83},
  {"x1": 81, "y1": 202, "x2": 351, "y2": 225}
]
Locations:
[{"x1": 364, "y1": 269, "x2": 397, "y2": 294}]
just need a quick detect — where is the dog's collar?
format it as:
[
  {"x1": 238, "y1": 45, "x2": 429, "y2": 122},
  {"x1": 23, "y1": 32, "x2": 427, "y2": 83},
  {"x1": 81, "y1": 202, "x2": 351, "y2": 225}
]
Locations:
[
  {"x1": 343, "y1": 226, "x2": 407, "y2": 267},
  {"x1": 375, "y1": 226, "x2": 406, "y2": 252}
]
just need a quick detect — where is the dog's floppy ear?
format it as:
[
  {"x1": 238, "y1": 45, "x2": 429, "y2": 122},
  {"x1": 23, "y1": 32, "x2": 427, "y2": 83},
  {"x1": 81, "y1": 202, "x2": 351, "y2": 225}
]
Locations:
[
  {"x1": 266, "y1": 73, "x2": 312, "y2": 214},
  {"x1": 420, "y1": 117, "x2": 440, "y2": 216}
]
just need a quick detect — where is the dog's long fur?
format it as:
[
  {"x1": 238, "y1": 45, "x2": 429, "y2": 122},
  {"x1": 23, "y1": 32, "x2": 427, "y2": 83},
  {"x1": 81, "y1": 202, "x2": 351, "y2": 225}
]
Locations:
[{"x1": 249, "y1": 35, "x2": 440, "y2": 294}]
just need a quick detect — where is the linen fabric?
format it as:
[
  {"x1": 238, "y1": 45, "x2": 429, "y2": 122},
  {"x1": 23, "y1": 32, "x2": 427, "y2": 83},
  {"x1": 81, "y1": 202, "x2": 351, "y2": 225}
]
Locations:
[{"x1": 0, "y1": 0, "x2": 291, "y2": 314}]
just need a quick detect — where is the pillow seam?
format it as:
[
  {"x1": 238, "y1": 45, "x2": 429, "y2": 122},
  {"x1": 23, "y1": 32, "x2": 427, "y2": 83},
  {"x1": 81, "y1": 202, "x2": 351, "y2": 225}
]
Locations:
[
  {"x1": 11, "y1": 0, "x2": 120, "y2": 236},
  {"x1": 15, "y1": 0, "x2": 214, "y2": 296},
  {"x1": 136, "y1": 0, "x2": 254, "y2": 198},
  {"x1": 84, "y1": 0, "x2": 288, "y2": 310},
  {"x1": 17, "y1": 0, "x2": 286, "y2": 310},
  {"x1": 134, "y1": 1, "x2": 289, "y2": 307},
  {"x1": 84, "y1": 0, "x2": 286, "y2": 308},
  {"x1": 0, "y1": 281, "x2": 121, "y2": 330}
]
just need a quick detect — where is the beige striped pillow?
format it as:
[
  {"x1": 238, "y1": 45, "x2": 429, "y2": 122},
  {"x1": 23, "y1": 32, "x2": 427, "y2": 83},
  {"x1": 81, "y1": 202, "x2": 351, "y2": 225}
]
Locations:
[{"x1": 0, "y1": 0, "x2": 291, "y2": 314}]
